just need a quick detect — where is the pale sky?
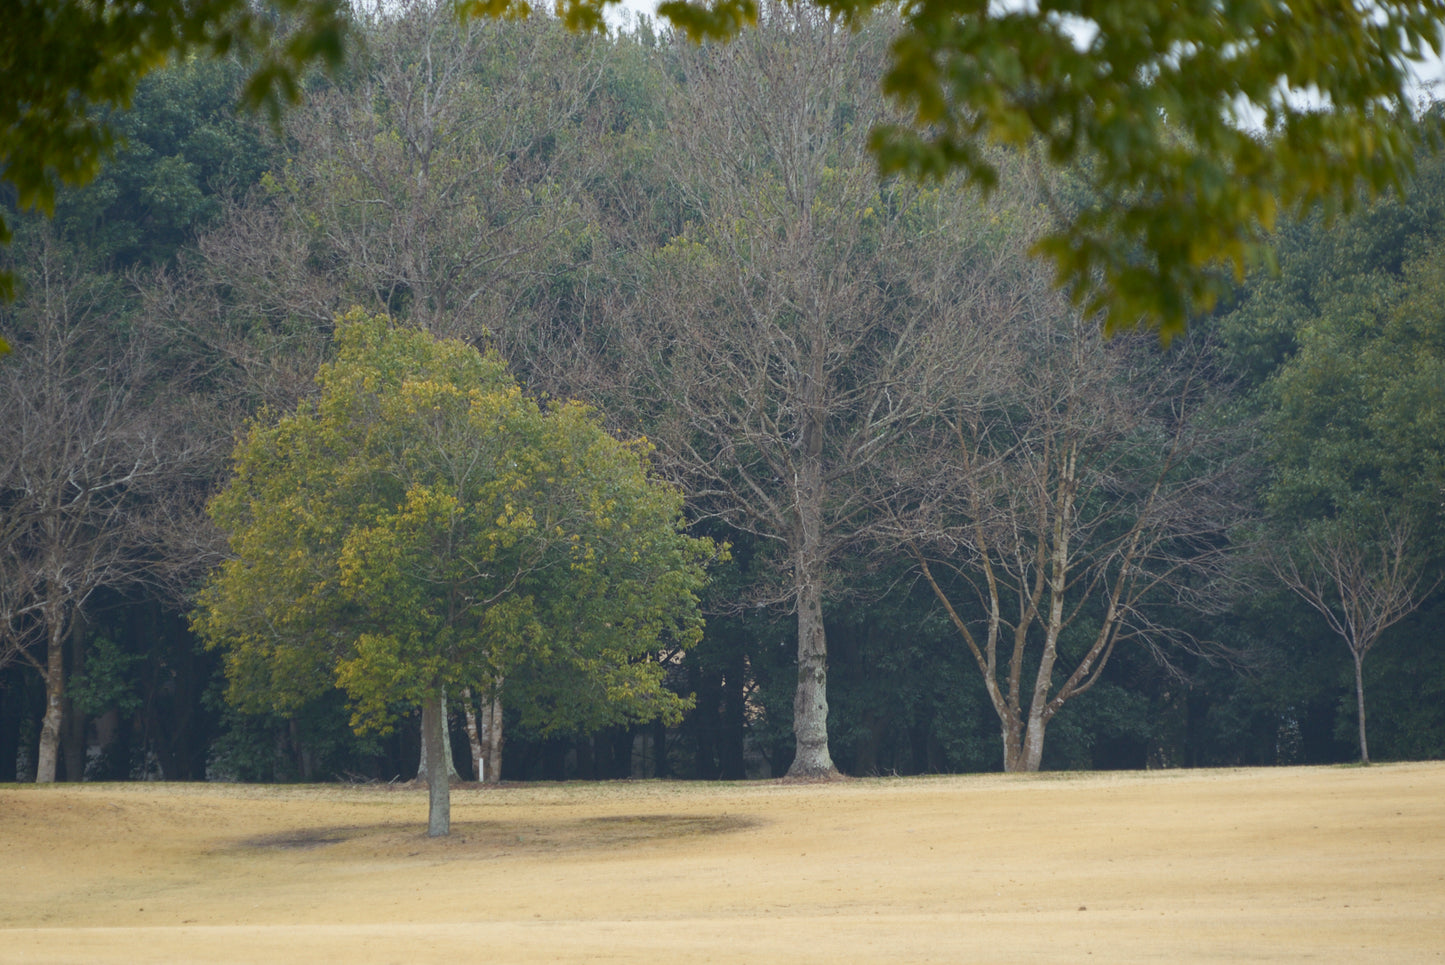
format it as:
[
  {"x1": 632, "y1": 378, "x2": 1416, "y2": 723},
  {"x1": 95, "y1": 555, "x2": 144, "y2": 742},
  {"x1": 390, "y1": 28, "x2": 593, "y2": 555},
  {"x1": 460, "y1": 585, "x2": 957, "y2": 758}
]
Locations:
[{"x1": 605, "y1": 0, "x2": 659, "y2": 29}]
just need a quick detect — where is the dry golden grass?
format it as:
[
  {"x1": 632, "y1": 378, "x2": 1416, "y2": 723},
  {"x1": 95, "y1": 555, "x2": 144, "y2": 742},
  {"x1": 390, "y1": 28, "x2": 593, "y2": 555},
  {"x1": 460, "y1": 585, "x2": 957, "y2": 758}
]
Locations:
[{"x1": 2, "y1": 763, "x2": 1443, "y2": 963}]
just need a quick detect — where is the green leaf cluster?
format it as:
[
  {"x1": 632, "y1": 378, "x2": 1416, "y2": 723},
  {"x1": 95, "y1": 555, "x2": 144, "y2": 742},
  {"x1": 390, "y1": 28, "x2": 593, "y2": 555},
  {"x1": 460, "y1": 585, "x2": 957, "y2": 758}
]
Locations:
[
  {"x1": 67, "y1": 636, "x2": 144, "y2": 718},
  {"x1": 43, "y1": 58, "x2": 277, "y2": 268},
  {"x1": 865, "y1": 0, "x2": 1444, "y2": 340},
  {"x1": 1223, "y1": 146, "x2": 1445, "y2": 547},
  {"x1": 1, "y1": 0, "x2": 349, "y2": 302},
  {"x1": 193, "y1": 309, "x2": 716, "y2": 737}
]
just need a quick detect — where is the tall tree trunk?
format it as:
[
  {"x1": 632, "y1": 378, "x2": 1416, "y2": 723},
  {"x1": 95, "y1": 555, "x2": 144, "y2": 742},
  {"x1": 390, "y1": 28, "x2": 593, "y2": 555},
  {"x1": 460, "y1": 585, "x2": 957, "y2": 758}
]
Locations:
[
  {"x1": 788, "y1": 553, "x2": 835, "y2": 777},
  {"x1": 461, "y1": 685, "x2": 503, "y2": 783},
  {"x1": 480, "y1": 687, "x2": 503, "y2": 785},
  {"x1": 1013, "y1": 464, "x2": 1074, "y2": 776},
  {"x1": 421, "y1": 690, "x2": 450, "y2": 837},
  {"x1": 1021, "y1": 632, "x2": 1059, "y2": 773},
  {"x1": 1353, "y1": 651, "x2": 1370, "y2": 765},
  {"x1": 790, "y1": 575, "x2": 833, "y2": 777},
  {"x1": 462, "y1": 688, "x2": 483, "y2": 782},
  {"x1": 34, "y1": 594, "x2": 67, "y2": 784},
  {"x1": 787, "y1": 421, "x2": 836, "y2": 779},
  {"x1": 61, "y1": 613, "x2": 87, "y2": 781}
]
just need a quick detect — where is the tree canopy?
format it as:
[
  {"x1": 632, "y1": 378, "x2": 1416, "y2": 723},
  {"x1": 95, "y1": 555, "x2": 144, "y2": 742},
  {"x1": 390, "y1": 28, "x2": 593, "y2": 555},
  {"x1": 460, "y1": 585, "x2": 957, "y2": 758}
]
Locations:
[
  {"x1": 5, "y1": 0, "x2": 1444, "y2": 347},
  {"x1": 1222, "y1": 141, "x2": 1445, "y2": 550},
  {"x1": 658, "y1": 0, "x2": 1445, "y2": 338},
  {"x1": 193, "y1": 311, "x2": 716, "y2": 832},
  {"x1": 0, "y1": 0, "x2": 350, "y2": 317}
]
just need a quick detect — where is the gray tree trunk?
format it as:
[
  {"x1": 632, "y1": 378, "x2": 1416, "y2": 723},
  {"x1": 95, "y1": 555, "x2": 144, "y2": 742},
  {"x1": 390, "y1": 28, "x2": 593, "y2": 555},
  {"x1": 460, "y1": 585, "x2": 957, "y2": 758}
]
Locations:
[
  {"x1": 460, "y1": 685, "x2": 503, "y2": 783},
  {"x1": 481, "y1": 688, "x2": 503, "y2": 784},
  {"x1": 789, "y1": 576, "x2": 834, "y2": 777},
  {"x1": 786, "y1": 411, "x2": 836, "y2": 779},
  {"x1": 787, "y1": 475, "x2": 835, "y2": 779},
  {"x1": 462, "y1": 689, "x2": 483, "y2": 781},
  {"x1": 1001, "y1": 714, "x2": 1025, "y2": 773},
  {"x1": 421, "y1": 691, "x2": 450, "y2": 837},
  {"x1": 1020, "y1": 717, "x2": 1048, "y2": 773},
  {"x1": 416, "y1": 689, "x2": 459, "y2": 783},
  {"x1": 1353, "y1": 652, "x2": 1370, "y2": 765},
  {"x1": 34, "y1": 590, "x2": 66, "y2": 784}
]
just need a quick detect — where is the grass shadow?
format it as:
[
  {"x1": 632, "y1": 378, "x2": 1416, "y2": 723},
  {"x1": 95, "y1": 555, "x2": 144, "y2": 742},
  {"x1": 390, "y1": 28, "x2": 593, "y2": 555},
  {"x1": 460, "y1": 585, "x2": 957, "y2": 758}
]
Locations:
[{"x1": 237, "y1": 812, "x2": 760, "y2": 858}]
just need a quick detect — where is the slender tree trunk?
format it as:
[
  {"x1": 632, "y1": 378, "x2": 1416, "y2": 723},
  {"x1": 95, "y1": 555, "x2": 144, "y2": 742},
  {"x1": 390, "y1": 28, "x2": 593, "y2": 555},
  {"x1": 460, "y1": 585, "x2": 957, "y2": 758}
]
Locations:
[
  {"x1": 421, "y1": 691, "x2": 450, "y2": 837},
  {"x1": 790, "y1": 579, "x2": 833, "y2": 777},
  {"x1": 787, "y1": 398, "x2": 837, "y2": 779},
  {"x1": 1012, "y1": 461, "x2": 1074, "y2": 776},
  {"x1": 442, "y1": 689, "x2": 457, "y2": 778},
  {"x1": 1021, "y1": 634, "x2": 1059, "y2": 773},
  {"x1": 1353, "y1": 651, "x2": 1370, "y2": 765},
  {"x1": 61, "y1": 615, "x2": 87, "y2": 782},
  {"x1": 34, "y1": 594, "x2": 67, "y2": 784},
  {"x1": 481, "y1": 687, "x2": 503, "y2": 785},
  {"x1": 788, "y1": 547, "x2": 836, "y2": 776},
  {"x1": 462, "y1": 688, "x2": 483, "y2": 781},
  {"x1": 462, "y1": 685, "x2": 503, "y2": 783}
]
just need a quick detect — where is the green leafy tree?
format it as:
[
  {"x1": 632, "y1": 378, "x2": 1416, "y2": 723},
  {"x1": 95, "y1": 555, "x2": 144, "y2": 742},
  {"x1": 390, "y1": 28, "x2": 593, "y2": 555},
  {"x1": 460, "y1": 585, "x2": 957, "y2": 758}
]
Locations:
[
  {"x1": 194, "y1": 311, "x2": 715, "y2": 834},
  {"x1": 1, "y1": 0, "x2": 349, "y2": 309},
  {"x1": 1260, "y1": 246, "x2": 1445, "y2": 538},
  {"x1": 1222, "y1": 140, "x2": 1445, "y2": 764},
  {"x1": 45, "y1": 57, "x2": 278, "y2": 269}
]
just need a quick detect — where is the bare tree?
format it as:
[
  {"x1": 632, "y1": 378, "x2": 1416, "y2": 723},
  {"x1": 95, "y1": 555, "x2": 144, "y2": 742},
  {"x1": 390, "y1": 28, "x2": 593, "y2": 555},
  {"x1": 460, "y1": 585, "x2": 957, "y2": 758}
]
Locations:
[
  {"x1": 891, "y1": 305, "x2": 1252, "y2": 772},
  {"x1": 139, "y1": 1, "x2": 618, "y2": 426},
  {"x1": 0, "y1": 235, "x2": 207, "y2": 781},
  {"x1": 1269, "y1": 513, "x2": 1438, "y2": 764},
  {"x1": 247, "y1": 0, "x2": 611, "y2": 340},
  {"x1": 602, "y1": 2, "x2": 1041, "y2": 776}
]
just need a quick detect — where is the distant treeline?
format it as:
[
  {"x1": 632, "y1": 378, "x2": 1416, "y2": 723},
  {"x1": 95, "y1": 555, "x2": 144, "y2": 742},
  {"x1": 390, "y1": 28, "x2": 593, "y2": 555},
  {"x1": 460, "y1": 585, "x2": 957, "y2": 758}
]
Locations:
[{"x1": 2, "y1": 2, "x2": 1443, "y2": 784}]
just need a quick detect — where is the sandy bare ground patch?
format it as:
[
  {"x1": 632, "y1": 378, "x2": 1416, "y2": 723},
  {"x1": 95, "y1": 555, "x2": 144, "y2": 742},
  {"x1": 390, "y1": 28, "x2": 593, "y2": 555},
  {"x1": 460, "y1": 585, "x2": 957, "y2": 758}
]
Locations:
[{"x1": 2, "y1": 764, "x2": 1442, "y2": 963}]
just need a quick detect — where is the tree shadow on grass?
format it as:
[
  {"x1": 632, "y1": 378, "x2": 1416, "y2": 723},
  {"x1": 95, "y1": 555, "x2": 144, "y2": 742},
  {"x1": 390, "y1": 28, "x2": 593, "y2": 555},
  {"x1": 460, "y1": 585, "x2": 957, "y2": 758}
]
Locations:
[{"x1": 239, "y1": 813, "x2": 759, "y2": 858}]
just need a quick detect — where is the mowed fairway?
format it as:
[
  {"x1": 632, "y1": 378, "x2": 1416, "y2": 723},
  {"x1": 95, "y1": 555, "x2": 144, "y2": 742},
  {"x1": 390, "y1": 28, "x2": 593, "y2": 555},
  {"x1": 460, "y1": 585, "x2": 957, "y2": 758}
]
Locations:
[{"x1": 2, "y1": 764, "x2": 1443, "y2": 963}]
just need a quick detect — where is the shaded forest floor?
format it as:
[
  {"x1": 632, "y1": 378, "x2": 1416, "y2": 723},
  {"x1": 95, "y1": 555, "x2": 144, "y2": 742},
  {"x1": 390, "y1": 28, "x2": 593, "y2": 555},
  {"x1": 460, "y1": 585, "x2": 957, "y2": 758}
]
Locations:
[{"x1": 2, "y1": 763, "x2": 1442, "y2": 962}]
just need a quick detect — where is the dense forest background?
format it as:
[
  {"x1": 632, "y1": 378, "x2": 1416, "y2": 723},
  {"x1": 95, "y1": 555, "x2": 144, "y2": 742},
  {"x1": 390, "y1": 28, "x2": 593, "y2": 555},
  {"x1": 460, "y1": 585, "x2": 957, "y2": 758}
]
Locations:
[{"x1": 3, "y1": 2, "x2": 1443, "y2": 784}]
